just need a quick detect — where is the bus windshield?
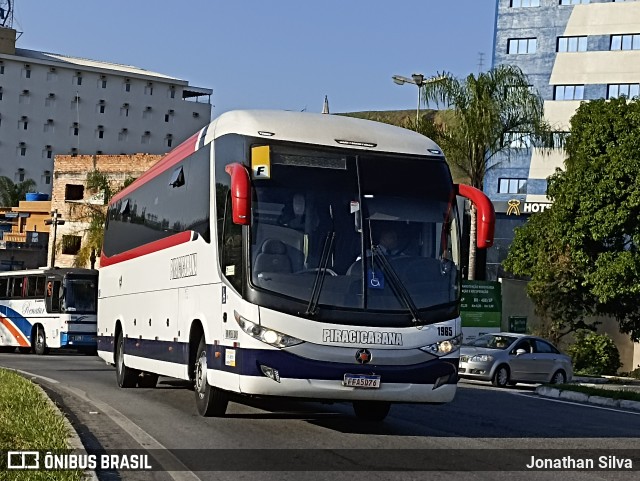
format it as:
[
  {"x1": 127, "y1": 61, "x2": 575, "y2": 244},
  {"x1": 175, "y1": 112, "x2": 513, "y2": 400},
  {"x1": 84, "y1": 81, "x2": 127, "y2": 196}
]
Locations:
[
  {"x1": 250, "y1": 145, "x2": 460, "y2": 318},
  {"x1": 64, "y1": 277, "x2": 98, "y2": 313}
]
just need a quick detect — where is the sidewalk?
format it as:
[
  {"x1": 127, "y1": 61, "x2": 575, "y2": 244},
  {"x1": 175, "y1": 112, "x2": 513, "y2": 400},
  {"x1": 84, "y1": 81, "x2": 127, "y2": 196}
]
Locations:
[{"x1": 535, "y1": 376, "x2": 640, "y2": 412}]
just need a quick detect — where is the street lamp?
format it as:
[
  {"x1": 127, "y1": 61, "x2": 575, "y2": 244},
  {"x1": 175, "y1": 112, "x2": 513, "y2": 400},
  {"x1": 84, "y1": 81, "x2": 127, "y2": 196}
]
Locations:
[
  {"x1": 44, "y1": 209, "x2": 65, "y2": 268},
  {"x1": 392, "y1": 73, "x2": 446, "y2": 125}
]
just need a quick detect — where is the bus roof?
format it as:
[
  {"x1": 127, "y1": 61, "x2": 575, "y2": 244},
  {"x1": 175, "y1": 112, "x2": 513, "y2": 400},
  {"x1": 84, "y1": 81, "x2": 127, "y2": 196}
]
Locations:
[
  {"x1": 0, "y1": 268, "x2": 98, "y2": 277},
  {"x1": 206, "y1": 110, "x2": 443, "y2": 156}
]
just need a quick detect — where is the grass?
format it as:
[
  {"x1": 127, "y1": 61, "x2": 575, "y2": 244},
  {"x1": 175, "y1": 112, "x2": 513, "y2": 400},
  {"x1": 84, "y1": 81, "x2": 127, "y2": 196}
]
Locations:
[
  {"x1": 0, "y1": 368, "x2": 83, "y2": 481},
  {"x1": 551, "y1": 383, "x2": 640, "y2": 403}
]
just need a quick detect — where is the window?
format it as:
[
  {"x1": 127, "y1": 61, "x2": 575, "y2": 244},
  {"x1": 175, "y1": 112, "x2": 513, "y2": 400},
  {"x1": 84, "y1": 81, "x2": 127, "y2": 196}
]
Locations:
[
  {"x1": 610, "y1": 34, "x2": 640, "y2": 50},
  {"x1": 166, "y1": 134, "x2": 174, "y2": 148},
  {"x1": 47, "y1": 68, "x2": 57, "y2": 82},
  {"x1": 607, "y1": 83, "x2": 640, "y2": 99},
  {"x1": 504, "y1": 132, "x2": 532, "y2": 149},
  {"x1": 560, "y1": 0, "x2": 589, "y2": 4},
  {"x1": 554, "y1": 85, "x2": 584, "y2": 100},
  {"x1": 511, "y1": 0, "x2": 540, "y2": 7},
  {"x1": 165, "y1": 110, "x2": 174, "y2": 123},
  {"x1": 71, "y1": 96, "x2": 80, "y2": 110},
  {"x1": 169, "y1": 86, "x2": 176, "y2": 99},
  {"x1": 71, "y1": 122, "x2": 79, "y2": 136},
  {"x1": 557, "y1": 36, "x2": 587, "y2": 52},
  {"x1": 0, "y1": 86, "x2": 3, "y2": 101},
  {"x1": 507, "y1": 38, "x2": 537, "y2": 54},
  {"x1": 120, "y1": 103, "x2": 130, "y2": 117},
  {"x1": 19, "y1": 90, "x2": 30, "y2": 104},
  {"x1": 96, "y1": 126, "x2": 105, "y2": 139},
  {"x1": 44, "y1": 119, "x2": 54, "y2": 133},
  {"x1": 71, "y1": 148, "x2": 78, "y2": 157},
  {"x1": 74, "y1": 73, "x2": 83, "y2": 85},
  {"x1": 498, "y1": 178, "x2": 527, "y2": 194},
  {"x1": 62, "y1": 235, "x2": 82, "y2": 255},
  {"x1": 18, "y1": 142, "x2": 26, "y2": 156},
  {"x1": 19, "y1": 116, "x2": 28, "y2": 130},
  {"x1": 0, "y1": 62, "x2": 4, "y2": 74},
  {"x1": 145, "y1": 82, "x2": 153, "y2": 95},
  {"x1": 143, "y1": 106, "x2": 152, "y2": 120},
  {"x1": 43, "y1": 170, "x2": 52, "y2": 185},
  {"x1": 23, "y1": 65, "x2": 31, "y2": 79},
  {"x1": 141, "y1": 131, "x2": 151, "y2": 144},
  {"x1": 65, "y1": 184, "x2": 85, "y2": 200},
  {"x1": 99, "y1": 76, "x2": 107, "y2": 88},
  {"x1": 16, "y1": 168, "x2": 25, "y2": 182},
  {"x1": 124, "y1": 79, "x2": 131, "y2": 92},
  {"x1": 45, "y1": 93, "x2": 55, "y2": 107},
  {"x1": 43, "y1": 146, "x2": 53, "y2": 159},
  {"x1": 118, "y1": 128, "x2": 128, "y2": 141}
]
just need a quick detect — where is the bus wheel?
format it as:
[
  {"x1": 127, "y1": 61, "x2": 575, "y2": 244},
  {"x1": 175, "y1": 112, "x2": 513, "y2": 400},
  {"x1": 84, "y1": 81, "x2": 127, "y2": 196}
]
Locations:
[
  {"x1": 34, "y1": 325, "x2": 49, "y2": 355},
  {"x1": 194, "y1": 337, "x2": 228, "y2": 417},
  {"x1": 137, "y1": 373, "x2": 159, "y2": 388},
  {"x1": 352, "y1": 401, "x2": 391, "y2": 422},
  {"x1": 115, "y1": 331, "x2": 139, "y2": 388}
]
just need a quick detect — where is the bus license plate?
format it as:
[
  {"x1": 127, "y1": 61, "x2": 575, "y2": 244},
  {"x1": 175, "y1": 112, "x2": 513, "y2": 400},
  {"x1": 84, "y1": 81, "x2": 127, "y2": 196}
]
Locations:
[{"x1": 343, "y1": 374, "x2": 381, "y2": 389}]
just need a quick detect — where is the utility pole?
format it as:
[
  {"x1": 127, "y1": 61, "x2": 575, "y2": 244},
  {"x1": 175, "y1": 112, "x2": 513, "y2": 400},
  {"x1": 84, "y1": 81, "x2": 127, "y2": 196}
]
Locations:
[{"x1": 44, "y1": 209, "x2": 65, "y2": 268}]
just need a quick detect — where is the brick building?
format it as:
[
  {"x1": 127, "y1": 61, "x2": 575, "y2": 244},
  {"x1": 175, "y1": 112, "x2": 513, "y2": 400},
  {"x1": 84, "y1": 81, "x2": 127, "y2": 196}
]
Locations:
[{"x1": 49, "y1": 154, "x2": 163, "y2": 268}]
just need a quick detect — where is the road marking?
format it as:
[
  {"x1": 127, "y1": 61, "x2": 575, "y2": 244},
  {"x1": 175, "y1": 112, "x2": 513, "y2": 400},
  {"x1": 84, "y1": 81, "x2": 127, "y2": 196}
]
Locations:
[
  {"x1": 14, "y1": 368, "x2": 201, "y2": 481},
  {"x1": 12, "y1": 368, "x2": 60, "y2": 384},
  {"x1": 511, "y1": 391, "x2": 640, "y2": 416}
]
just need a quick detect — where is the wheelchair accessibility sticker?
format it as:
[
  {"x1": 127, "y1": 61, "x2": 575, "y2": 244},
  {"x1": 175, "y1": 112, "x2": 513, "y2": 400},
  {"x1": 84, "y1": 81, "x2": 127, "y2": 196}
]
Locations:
[{"x1": 367, "y1": 269, "x2": 384, "y2": 289}]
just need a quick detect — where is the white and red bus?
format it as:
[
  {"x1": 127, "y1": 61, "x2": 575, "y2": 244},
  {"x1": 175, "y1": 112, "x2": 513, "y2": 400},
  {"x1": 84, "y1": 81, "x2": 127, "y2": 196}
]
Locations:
[
  {"x1": 0, "y1": 268, "x2": 98, "y2": 354},
  {"x1": 97, "y1": 110, "x2": 494, "y2": 420}
]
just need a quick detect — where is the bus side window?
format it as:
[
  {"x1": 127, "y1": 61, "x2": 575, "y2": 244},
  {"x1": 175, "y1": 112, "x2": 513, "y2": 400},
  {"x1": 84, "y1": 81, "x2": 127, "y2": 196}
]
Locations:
[
  {"x1": 26, "y1": 276, "x2": 37, "y2": 298},
  {"x1": 35, "y1": 276, "x2": 46, "y2": 297},
  {"x1": 46, "y1": 280, "x2": 62, "y2": 313},
  {"x1": 0, "y1": 278, "x2": 8, "y2": 299},
  {"x1": 221, "y1": 191, "x2": 243, "y2": 292},
  {"x1": 10, "y1": 277, "x2": 23, "y2": 298}
]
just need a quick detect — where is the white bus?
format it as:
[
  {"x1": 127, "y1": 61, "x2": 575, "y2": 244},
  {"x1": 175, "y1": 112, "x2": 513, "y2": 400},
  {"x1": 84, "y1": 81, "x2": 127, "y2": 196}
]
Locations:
[
  {"x1": 0, "y1": 268, "x2": 98, "y2": 355},
  {"x1": 97, "y1": 110, "x2": 494, "y2": 420}
]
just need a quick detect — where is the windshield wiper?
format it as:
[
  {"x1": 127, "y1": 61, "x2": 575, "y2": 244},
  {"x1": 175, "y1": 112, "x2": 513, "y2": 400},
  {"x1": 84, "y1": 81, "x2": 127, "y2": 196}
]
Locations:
[
  {"x1": 371, "y1": 246, "x2": 422, "y2": 325},
  {"x1": 305, "y1": 230, "x2": 335, "y2": 316}
]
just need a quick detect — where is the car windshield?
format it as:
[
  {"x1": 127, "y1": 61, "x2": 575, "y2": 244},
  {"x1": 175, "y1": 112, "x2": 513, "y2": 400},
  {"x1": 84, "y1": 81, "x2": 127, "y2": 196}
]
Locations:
[
  {"x1": 249, "y1": 145, "x2": 460, "y2": 317},
  {"x1": 467, "y1": 334, "x2": 518, "y2": 349},
  {"x1": 64, "y1": 277, "x2": 97, "y2": 313}
]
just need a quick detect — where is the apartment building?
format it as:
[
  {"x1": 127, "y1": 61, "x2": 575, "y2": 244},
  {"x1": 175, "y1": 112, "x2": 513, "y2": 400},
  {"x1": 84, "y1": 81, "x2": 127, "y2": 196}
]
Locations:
[
  {"x1": 486, "y1": 0, "x2": 640, "y2": 279},
  {"x1": 0, "y1": 27, "x2": 212, "y2": 194}
]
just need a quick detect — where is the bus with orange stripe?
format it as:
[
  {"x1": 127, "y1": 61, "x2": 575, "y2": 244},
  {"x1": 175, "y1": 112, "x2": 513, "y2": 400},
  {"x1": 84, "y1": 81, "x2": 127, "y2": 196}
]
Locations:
[{"x1": 0, "y1": 268, "x2": 98, "y2": 355}]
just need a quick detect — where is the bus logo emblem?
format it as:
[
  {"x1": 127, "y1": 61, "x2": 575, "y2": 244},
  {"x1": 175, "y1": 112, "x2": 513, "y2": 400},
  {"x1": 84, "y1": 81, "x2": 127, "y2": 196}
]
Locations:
[{"x1": 355, "y1": 348, "x2": 372, "y2": 364}]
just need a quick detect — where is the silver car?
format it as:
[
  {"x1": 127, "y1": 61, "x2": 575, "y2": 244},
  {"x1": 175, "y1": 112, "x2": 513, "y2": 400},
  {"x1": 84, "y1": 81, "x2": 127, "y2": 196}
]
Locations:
[{"x1": 458, "y1": 333, "x2": 573, "y2": 387}]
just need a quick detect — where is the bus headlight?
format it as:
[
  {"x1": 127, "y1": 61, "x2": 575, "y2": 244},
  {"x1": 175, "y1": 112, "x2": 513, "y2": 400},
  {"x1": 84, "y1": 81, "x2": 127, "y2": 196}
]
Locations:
[
  {"x1": 234, "y1": 311, "x2": 304, "y2": 348},
  {"x1": 420, "y1": 334, "x2": 462, "y2": 356}
]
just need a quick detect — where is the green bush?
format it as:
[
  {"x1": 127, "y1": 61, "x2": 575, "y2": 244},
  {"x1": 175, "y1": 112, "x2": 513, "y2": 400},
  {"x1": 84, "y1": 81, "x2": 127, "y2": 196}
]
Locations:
[{"x1": 567, "y1": 331, "x2": 621, "y2": 376}]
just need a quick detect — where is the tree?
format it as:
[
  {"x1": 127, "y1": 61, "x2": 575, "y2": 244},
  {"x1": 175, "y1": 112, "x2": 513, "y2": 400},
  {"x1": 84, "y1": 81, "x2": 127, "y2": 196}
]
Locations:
[
  {"x1": 505, "y1": 97, "x2": 640, "y2": 341},
  {"x1": 0, "y1": 176, "x2": 37, "y2": 207},
  {"x1": 420, "y1": 65, "x2": 555, "y2": 279}
]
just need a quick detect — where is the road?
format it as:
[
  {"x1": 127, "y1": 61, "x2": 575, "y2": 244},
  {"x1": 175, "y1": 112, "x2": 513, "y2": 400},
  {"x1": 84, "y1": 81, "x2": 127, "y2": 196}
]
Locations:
[{"x1": 1, "y1": 352, "x2": 639, "y2": 481}]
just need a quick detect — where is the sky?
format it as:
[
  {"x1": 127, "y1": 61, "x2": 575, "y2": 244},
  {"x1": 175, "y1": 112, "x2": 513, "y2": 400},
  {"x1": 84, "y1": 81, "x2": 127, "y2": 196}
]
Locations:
[{"x1": 10, "y1": 0, "x2": 497, "y2": 117}]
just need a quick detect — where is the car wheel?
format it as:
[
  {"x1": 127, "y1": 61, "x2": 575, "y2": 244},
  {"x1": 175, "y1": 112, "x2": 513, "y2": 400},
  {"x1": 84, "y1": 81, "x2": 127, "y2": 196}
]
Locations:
[
  {"x1": 550, "y1": 370, "x2": 566, "y2": 385},
  {"x1": 115, "y1": 331, "x2": 139, "y2": 388},
  {"x1": 353, "y1": 401, "x2": 391, "y2": 422},
  {"x1": 492, "y1": 365, "x2": 510, "y2": 388},
  {"x1": 194, "y1": 337, "x2": 228, "y2": 416},
  {"x1": 34, "y1": 325, "x2": 49, "y2": 355}
]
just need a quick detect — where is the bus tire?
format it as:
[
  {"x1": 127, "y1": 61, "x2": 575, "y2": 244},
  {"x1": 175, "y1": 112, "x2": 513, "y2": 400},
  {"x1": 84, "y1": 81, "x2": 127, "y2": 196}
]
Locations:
[
  {"x1": 194, "y1": 337, "x2": 228, "y2": 417},
  {"x1": 352, "y1": 401, "x2": 391, "y2": 422},
  {"x1": 137, "y1": 372, "x2": 159, "y2": 388},
  {"x1": 34, "y1": 325, "x2": 49, "y2": 355},
  {"x1": 115, "y1": 331, "x2": 139, "y2": 388}
]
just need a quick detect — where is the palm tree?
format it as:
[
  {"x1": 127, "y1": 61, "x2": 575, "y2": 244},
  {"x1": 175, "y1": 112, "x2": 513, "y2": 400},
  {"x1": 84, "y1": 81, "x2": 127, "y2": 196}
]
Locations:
[
  {"x1": 420, "y1": 64, "x2": 557, "y2": 279},
  {"x1": 0, "y1": 176, "x2": 37, "y2": 207}
]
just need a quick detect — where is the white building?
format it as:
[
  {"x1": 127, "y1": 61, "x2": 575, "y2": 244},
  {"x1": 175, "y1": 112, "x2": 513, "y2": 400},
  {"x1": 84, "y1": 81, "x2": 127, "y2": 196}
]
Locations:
[{"x1": 0, "y1": 27, "x2": 212, "y2": 194}]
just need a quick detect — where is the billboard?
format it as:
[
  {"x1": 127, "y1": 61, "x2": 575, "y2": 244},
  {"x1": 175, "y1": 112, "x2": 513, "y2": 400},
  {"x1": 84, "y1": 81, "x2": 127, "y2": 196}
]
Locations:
[{"x1": 460, "y1": 280, "x2": 502, "y2": 343}]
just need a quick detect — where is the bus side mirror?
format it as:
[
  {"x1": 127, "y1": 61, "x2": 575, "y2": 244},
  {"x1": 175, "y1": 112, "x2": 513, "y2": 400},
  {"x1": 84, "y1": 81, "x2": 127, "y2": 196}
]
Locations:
[
  {"x1": 224, "y1": 163, "x2": 251, "y2": 225},
  {"x1": 455, "y1": 184, "x2": 495, "y2": 249}
]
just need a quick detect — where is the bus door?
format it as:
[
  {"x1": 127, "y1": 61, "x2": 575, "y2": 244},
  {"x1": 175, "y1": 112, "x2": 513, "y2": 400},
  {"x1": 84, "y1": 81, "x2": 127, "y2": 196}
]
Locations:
[{"x1": 45, "y1": 277, "x2": 63, "y2": 314}]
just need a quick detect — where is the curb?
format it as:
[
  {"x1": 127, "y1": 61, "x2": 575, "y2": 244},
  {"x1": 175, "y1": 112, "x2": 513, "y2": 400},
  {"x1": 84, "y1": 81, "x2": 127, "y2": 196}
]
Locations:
[
  {"x1": 33, "y1": 382, "x2": 99, "y2": 481},
  {"x1": 536, "y1": 385, "x2": 640, "y2": 412}
]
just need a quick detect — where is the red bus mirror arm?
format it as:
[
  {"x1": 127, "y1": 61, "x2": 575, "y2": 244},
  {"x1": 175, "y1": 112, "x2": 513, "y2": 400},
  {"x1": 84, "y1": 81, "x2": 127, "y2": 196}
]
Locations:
[
  {"x1": 455, "y1": 184, "x2": 495, "y2": 249},
  {"x1": 225, "y1": 163, "x2": 251, "y2": 225}
]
